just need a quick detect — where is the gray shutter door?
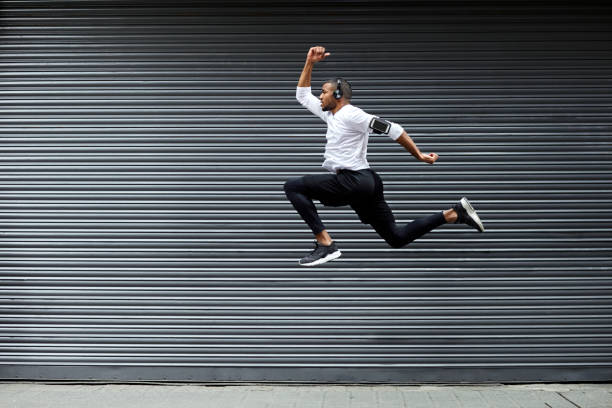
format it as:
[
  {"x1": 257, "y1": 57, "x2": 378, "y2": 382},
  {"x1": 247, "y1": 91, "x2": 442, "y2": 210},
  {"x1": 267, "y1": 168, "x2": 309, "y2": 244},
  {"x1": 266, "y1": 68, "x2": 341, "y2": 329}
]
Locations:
[{"x1": 1, "y1": 1, "x2": 611, "y2": 383}]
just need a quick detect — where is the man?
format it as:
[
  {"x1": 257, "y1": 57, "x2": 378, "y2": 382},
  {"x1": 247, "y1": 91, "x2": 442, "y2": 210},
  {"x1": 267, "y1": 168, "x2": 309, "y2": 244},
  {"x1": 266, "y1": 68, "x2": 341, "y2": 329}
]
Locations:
[{"x1": 284, "y1": 46, "x2": 484, "y2": 266}]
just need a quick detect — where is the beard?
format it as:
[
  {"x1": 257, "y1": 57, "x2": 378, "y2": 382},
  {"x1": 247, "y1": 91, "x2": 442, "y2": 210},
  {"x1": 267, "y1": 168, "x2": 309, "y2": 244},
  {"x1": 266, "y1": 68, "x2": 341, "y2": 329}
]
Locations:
[{"x1": 321, "y1": 100, "x2": 336, "y2": 112}]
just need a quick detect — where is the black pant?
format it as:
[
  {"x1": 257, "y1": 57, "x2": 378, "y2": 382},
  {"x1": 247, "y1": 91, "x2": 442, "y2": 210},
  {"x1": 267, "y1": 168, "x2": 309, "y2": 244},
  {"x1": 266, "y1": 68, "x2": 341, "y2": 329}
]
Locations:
[{"x1": 284, "y1": 169, "x2": 446, "y2": 248}]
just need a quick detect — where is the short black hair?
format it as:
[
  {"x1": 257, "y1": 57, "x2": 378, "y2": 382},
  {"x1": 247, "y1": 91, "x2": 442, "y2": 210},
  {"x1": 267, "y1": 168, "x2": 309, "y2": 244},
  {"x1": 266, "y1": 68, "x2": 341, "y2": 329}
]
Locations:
[{"x1": 325, "y1": 77, "x2": 352, "y2": 100}]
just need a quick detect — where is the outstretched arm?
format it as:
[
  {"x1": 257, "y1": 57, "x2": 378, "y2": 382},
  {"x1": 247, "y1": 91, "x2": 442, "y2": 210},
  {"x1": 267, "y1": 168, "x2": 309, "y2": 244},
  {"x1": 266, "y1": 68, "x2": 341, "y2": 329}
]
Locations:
[
  {"x1": 396, "y1": 131, "x2": 439, "y2": 164},
  {"x1": 298, "y1": 46, "x2": 330, "y2": 87}
]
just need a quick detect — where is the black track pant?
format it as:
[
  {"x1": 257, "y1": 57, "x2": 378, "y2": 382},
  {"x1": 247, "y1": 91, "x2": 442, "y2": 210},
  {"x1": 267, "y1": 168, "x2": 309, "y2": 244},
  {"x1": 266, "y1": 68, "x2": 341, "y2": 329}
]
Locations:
[{"x1": 284, "y1": 169, "x2": 446, "y2": 248}]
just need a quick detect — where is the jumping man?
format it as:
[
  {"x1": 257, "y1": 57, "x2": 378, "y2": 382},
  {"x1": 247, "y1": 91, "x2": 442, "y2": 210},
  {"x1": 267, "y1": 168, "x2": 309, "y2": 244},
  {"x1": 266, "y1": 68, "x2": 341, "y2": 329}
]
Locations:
[{"x1": 284, "y1": 46, "x2": 484, "y2": 266}]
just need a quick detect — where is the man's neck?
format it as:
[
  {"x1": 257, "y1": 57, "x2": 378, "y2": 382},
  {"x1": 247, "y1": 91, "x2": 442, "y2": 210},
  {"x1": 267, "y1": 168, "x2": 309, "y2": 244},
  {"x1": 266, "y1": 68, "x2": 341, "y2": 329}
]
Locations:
[{"x1": 331, "y1": 101, "x2": 349, "y2": 115}]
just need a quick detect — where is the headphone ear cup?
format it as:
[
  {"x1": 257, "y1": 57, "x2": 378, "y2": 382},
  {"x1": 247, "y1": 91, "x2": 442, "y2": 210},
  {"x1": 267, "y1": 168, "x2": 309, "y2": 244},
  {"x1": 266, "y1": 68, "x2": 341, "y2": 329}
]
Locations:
[{"x1": 335, "y1": 79, "x2": 343, "y2": 99}]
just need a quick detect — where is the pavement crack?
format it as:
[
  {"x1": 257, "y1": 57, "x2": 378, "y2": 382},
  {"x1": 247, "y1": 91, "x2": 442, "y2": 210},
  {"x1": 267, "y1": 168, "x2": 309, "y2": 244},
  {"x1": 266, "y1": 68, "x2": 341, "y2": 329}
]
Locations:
[{"x1": 557, "y1": 392, "x2": 582, "y2": 408}]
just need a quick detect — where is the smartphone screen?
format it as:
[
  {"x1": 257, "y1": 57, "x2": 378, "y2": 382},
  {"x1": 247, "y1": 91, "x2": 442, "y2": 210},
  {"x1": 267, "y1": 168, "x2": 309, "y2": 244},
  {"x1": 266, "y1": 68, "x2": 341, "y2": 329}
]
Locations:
[{"x1": 370, "y1": 118, "x2": 391, "y2": 134}]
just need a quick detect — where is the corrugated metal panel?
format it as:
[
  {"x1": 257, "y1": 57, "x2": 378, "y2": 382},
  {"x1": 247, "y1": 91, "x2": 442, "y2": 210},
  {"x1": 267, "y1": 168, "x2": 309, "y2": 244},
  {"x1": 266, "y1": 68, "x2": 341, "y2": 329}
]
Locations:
[{"x1": 1, "y1": 0, "x2": 611, "y2": 382}]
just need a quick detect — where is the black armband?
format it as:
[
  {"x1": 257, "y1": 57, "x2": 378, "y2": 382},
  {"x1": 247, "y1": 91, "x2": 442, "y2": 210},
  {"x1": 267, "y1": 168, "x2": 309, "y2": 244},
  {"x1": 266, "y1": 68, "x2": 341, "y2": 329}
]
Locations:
[{"x1": 369, "y1": 117, "x2": 391, "y2": 135}]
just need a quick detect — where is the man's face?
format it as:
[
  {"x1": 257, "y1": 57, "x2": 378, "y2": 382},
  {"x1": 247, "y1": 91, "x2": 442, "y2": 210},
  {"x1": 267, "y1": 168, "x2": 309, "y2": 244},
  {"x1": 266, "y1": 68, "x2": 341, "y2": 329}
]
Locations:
[{"x1": 320, "y1": 83, "x2": 338, "y2": 112}]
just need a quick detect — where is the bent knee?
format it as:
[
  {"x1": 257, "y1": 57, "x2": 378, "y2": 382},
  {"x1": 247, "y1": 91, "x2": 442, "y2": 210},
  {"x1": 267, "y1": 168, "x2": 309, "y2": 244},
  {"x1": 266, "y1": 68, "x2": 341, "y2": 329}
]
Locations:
[
  {"x1": 387, "y1": 238, "x2": 407, "y2": 249},
  {"x1": 381, "y1": 233, "x2": 411, "y2": 249},
  {"x1": 283, "y1": 178, "x2": 297, "y2": 193},
  {"x1": 284, "y1": 177, "x2": 304, "y2": 194}
]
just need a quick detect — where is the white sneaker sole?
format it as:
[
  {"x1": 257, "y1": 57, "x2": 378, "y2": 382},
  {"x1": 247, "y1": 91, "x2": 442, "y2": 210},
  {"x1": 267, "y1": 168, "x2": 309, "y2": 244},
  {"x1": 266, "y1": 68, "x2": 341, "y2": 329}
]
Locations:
[
  {"x1": 460, "y1": 197, "x2": 485, "y2": 232},
  {"x1": 299, "y1": 250, "x2": 342, "y2": 267}
]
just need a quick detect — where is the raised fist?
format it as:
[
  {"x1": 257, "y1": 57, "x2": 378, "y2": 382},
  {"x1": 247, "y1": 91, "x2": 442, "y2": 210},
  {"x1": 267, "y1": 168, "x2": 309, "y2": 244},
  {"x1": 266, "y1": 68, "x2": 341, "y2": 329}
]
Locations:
[{"x1": 307, "y1": 46, "x2": 330, "y2": 63}]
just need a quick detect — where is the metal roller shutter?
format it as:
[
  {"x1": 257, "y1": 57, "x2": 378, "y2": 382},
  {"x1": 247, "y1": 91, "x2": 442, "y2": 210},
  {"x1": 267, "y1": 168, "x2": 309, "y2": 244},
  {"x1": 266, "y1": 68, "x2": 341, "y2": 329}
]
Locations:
[{"x1": 1, "y1": 1, "x2": 611, "y2": 382}]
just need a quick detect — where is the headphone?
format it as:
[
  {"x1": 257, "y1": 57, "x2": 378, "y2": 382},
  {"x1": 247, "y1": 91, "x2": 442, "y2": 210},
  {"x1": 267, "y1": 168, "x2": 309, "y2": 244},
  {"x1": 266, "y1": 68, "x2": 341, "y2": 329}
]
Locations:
[{"x1": 334, "y1": 78, "x2": 344, "y2": 99}]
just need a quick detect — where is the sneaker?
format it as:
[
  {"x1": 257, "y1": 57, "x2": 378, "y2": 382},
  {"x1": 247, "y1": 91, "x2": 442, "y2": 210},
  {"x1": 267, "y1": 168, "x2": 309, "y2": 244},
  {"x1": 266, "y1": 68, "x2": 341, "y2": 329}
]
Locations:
[
  {"x1": 299, "y1": 242, "x2": 342, "y2": 266},
  {"x1": 453, "y1": 197, "x2": 485, "y2": 232}
]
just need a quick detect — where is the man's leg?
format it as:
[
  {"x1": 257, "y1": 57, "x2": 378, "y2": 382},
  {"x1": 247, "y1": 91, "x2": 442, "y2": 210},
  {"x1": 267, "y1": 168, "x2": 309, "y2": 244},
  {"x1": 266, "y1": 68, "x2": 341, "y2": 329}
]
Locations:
[
  {"x1": 371, "y1": 210, "x2": 447, "y2": 249},
  {"x1": 284, "y1": 175, "x2": 346, "y2": 266},
  {"x1": 283, "y1": 177, "x2": 326, "y2": 236},
  {"x1": 362, "y1": 172, "x2": 483, "y2": 248},
  {"x1": 370, "y1": 199, "x2": 484, "y2": 248}
]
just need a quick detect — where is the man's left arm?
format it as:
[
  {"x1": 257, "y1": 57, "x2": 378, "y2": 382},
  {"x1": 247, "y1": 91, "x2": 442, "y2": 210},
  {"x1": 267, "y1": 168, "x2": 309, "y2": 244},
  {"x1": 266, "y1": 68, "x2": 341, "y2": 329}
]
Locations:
[
  {"x1": 351, "y1": 110, "x2": 439, "y2": 164},
  {"x1": 395, "y1": 131, "x2": 439, "y2": 164}
]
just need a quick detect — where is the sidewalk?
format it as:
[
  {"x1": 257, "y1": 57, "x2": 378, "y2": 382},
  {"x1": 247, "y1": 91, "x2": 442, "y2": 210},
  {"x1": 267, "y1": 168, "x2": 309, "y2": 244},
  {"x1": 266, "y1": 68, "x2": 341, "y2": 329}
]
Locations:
[{"x1": 1, "y1": 382, "x2": 611, "y2": 408}]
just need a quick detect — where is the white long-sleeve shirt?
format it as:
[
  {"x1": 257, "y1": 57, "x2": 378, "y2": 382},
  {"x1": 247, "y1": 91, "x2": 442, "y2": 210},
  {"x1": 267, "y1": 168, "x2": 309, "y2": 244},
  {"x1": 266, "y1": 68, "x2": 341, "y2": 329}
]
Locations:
[{"x1": 296, "y1": 86, "x2": 404, "y2": 173}]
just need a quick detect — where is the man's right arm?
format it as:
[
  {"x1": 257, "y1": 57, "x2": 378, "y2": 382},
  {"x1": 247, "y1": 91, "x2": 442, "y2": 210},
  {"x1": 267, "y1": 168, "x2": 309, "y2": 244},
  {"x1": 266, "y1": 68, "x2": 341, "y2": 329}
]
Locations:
[
  {"x1": 298, "y1": 61, "x2": 314, "y2": 88},
  {"x1": 298, "y1": 46, "x2": 330, "y2": 87},
  {"x1": 296, "y1": 46, "x2": 330, "y2": 121}
]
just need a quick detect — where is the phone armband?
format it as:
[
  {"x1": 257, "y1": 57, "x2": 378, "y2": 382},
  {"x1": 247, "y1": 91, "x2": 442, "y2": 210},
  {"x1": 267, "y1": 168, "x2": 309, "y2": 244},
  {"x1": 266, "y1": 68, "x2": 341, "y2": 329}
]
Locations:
[{"x1": 369, "y1": 117, "x2": 391, "y2": 135}]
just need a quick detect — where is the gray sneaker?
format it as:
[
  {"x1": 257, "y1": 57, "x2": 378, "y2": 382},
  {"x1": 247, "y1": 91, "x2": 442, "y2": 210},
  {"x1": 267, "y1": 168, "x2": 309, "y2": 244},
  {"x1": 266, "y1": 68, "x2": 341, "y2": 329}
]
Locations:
[
  {"x1": 454, "y1": 197, "x2": 485, "y2": 232},
  {"x1": 299, "y1": 242, "x2": 342, "y2": 266}
]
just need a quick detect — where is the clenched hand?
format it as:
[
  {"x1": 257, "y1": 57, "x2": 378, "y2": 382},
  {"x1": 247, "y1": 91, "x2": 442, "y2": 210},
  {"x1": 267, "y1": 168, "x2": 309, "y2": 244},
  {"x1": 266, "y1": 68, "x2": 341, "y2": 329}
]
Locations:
[{"x1": 307, "y1": 46, "x2": 330, "y2": 63}]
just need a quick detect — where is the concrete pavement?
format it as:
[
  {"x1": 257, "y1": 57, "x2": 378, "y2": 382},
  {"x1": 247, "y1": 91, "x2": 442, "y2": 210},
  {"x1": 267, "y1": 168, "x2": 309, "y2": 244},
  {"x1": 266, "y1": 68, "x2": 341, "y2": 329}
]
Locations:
[{"x1": 1, "y1": 382, "x2": 611, "y2": 408}]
